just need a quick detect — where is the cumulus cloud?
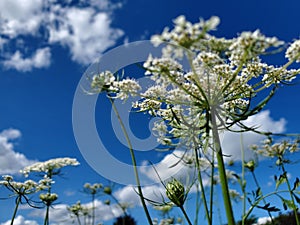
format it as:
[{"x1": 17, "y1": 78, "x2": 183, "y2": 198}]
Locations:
[
  {"x1": 0, "y1": 215, "x2": 38, "y2": 225},
  {"x1": 0, "y1": 0, "x2": 44, "y2": 38},
  {"x1": 0, "y1": 0, "x2": 124, "y2": 71},
  {"x1": 28, "y1": 200, "x2": 123, "y2": 225},
  {"x1": 221, "y1": 110, "x2": 286, "y2": 161},
  {"x1": 0, "y1": 128, "x2": 36, "y2": 174},
  {"x1": 114, "y1": 184, "x2": 167, "y2": 207},
  {"x1": 254, "y1": 216, "x2": 271, "y2": 225},
  {"x1": 3, "y1": 48, "x2": 51, "y2": 72},
  {"x1": 48, "y1": 6, "x2": 123, "y2": 64}
]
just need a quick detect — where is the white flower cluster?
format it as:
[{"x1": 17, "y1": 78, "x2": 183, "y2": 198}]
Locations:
[
  {"x1": 21, "y1": 157, "x2": 80, "y2": 177},
  {"x1": 91, "y1": 70, "x2": 116, "y2": 92},
  {"x1": 83, "y1": 182, "x2": 103, "y2": 195},
  {"x1": 91, "y1": 15, "x2": 300, "y2": 151},
  {"x1": 91, "y1": 71, "x2": 141, "y2": 100},
  {"x1": 151, "y1": 15, "x2": 220, "y2": 49},
  {"x1": 0, "y1": 175, "x2": 46, "y2": 194},
  {"x1": 143, "y1": 55, "x2": 183, "y2": 85},
  {"x1": 39, "y1": 193, "x2": 58, "y2": 204},
  {"x1": 251, "y1": 138, "x2": 300, "y2": 158},
  {"x1": 285, "y1": 39, "x2": 300, "y2": 62},
  {"x1": 228, "y1": 30, "x2": 283, "y2": 66}
]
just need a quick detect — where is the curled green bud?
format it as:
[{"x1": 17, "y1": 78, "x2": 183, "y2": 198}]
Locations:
[
  {"x1": 245, "y1": 160, "x2": 256, "y2": 172},
  {"x1": 103, "y1": 186, "x2": 112, "y2": 195},
  {"x1": 39, "y1": 193, "x2": 58, "y2": 204},
  {"x1": 166, "y1": 178, "x2": 185, "y2": 206}
]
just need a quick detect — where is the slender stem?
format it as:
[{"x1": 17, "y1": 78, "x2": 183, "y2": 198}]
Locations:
[
  {"x1": 110, "y1": 98, "x2": 153, "y2": 225},
  {"x1": 179, "y1": 205, "x2": 193, "y2": 225},
  {"x1": 110, "y1": 193, "x2": 128, "y2": 215},
  {"x1": 10, "y1": 195, "x2": 21, "y2": 225},
  {"x1": 92, "y1": 194, "x2": 95, "y2": 225},
  {"x1": 209, "y1": 145, "x2": 215, "y2": 224},
  {"x1": 194, "y1": 147, "x2": 212, "y2": 225},
  {"x1": 250, "y1": 171, "x2": 274, "y2": 224},
  {"x1": 244, "y1": 190, "x2": 291, "y2": 221},
  {"x1": 194, "y1": 182, "x2": 200, "y2": 225},
  {"x1": 281, "y1": 164, "x2": 300, "y2": 225},
  {"x1": 240, "y1": 134, "x2": 246, "y2": 225},
  {"x1": 211, "y1": 108, "x2": 235, "y2": 225},
  {"x1": 44, "y1": 204, "x2": 49, "y2": 225},
  {"x1": 76, "y1": 215, "x2": 82, "y2": 225}
]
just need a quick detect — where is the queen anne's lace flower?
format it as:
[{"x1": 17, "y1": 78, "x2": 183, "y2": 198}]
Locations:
[
  {"x1": 285, "y1": 39, "x2": 300, "y2": 62},
  {"x1": 21, "y1": 157, "x2": 80, "y2": 177},
  {"x1": 90, "y1": 16, "x2": 300, "y2": 153},
  {"x1": 0, "y1": 175, "x2": 46, "y2": 195}
]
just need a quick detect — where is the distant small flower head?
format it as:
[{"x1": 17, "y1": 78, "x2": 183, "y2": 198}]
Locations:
[
  {"x1": 39, "y1": 193, "x2": 58, "y2": 204},
  {"x1": 67, "y1": 201, "x2": 84, "y2": 216},
  {"x1": 0, "y1": 175, "x2": 43, "y2": 195},
  {"x1": 83, "y1": 182, "x2": 103, "y2": 195}
]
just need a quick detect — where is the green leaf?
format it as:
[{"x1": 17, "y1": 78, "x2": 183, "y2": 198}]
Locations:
[
  {"x1": 281, "y1": 198, "x2": 296, "y2": 210},
  {"x1": 293, "y1": 177, "x2": 300, "y2": 191},
  {"x1": 255, "y1": 187, "x2": 262, "y2": 199},
  {"x1": 276, "y1": 174, "x2": 286, "y2": 190},
  {"x1": 293, "y1": 193, "x2": 300, "y2": 205},
  {"x1": 257, "y1": 203, "x2": 280, "y2": 212}
]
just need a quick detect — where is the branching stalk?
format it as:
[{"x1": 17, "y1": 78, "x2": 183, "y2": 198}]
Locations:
[
  {"x1": 10, "y1": 196, "x2": 21, "y2": 225},
  {"x1": 281, "y1": 164, "x2": 300, "y2": 225},
  {"x1": 110, "y1": 98, "x2": 153, "y2": 225},
  {"x1": 179, "y1": 205, "x2": 193, "y2": 225}
]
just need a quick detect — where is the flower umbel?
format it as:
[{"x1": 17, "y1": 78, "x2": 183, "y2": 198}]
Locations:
[{"x1": 21, "y1": 157, "x2": 80, "y2": 177}]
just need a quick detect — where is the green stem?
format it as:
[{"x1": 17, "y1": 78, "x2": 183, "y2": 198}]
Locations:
[
  {"x1": 194, "y1": 147, "x2": 212, "y2": 225},
  {"x1": 240, "y1": 134, "x2": 246, "y2": 225},
  {"x1": 10, "y1": 195, "x2": 21, "y2": 225},
  {"x1": 209, "y1": 145, "x2": 215, "y2": 225},
  {"x1": 211, "y1": 108, "x2": 235, "y2": 225},
  {"x1": 194, "y1": 182, "x2": 200, "y2": 225},
  {"x1": 179, "y1": 205, "x2": 193, "y2": 225},
  {"x1": 92, "y1": 194, "x2": 95, "y2": 225},
  {"x1": 281, "y1": 164, "x2": 300, "y2": 225},
  {"x1": 110, "y1": 98, "x2": 153, "y2": 225},
  {"x1": 76, "y1": 215, "x2": 82, "y2": 225},
  {"x1": 250, "y1": 171, "x2": 274, "y2": 224},
  {"x1": 244, "y1": 190, "x2": 291, "y2": 221},
  {"x1": 44, "y1": 204, "x2": 49, "y2": 225}
]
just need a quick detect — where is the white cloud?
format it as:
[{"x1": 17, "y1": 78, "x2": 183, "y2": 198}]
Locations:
[
  {"x1": 0, "y1": 128, "x2": 36, "y2": 174},
  {"x1": 114, "y1": 184, "x2": 167, "y2": 207},
  {"x1": 28, "y1": 200, "x2": 123, "y2": 225},
  {"x1": 0, "y1": 0, "x2": 124, "y2": 71},
  {"x1": 254, "y1": 216, "x2": 271, "y2": 225},
  {"x1": 0, "y1": 0, "x2": 44, "y2": 38},
  {"x1": 0, "y1": 215, "x2": 39, "y2": 225},
  {"x1": 48, "y1": 6, "x2": 123, "y2": 64},
  {"x1": 221, "y1": 110, "x2": 286, "y2": 161},
  {"x1": 3, "y1": 48, "x2": 51, "y2": 72}
]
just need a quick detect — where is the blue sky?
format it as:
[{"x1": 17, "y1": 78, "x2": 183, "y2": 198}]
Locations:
[{"x1": 1, "y1": 0, "x2": 300, "y2": 224}]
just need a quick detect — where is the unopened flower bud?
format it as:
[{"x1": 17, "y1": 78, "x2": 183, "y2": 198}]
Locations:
[
  {"x1": 166, "y1": 179, "x2": 185, "y2": 206},
  {"x1": 40, "y1": 193, "x2": 58, "y2": 204},
  {"x1": 244, "y1": 160, "x2": 256, "y2": 172},
  {"x1": 103, "y1": 186, "x2": 112, "y2": 195}
]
